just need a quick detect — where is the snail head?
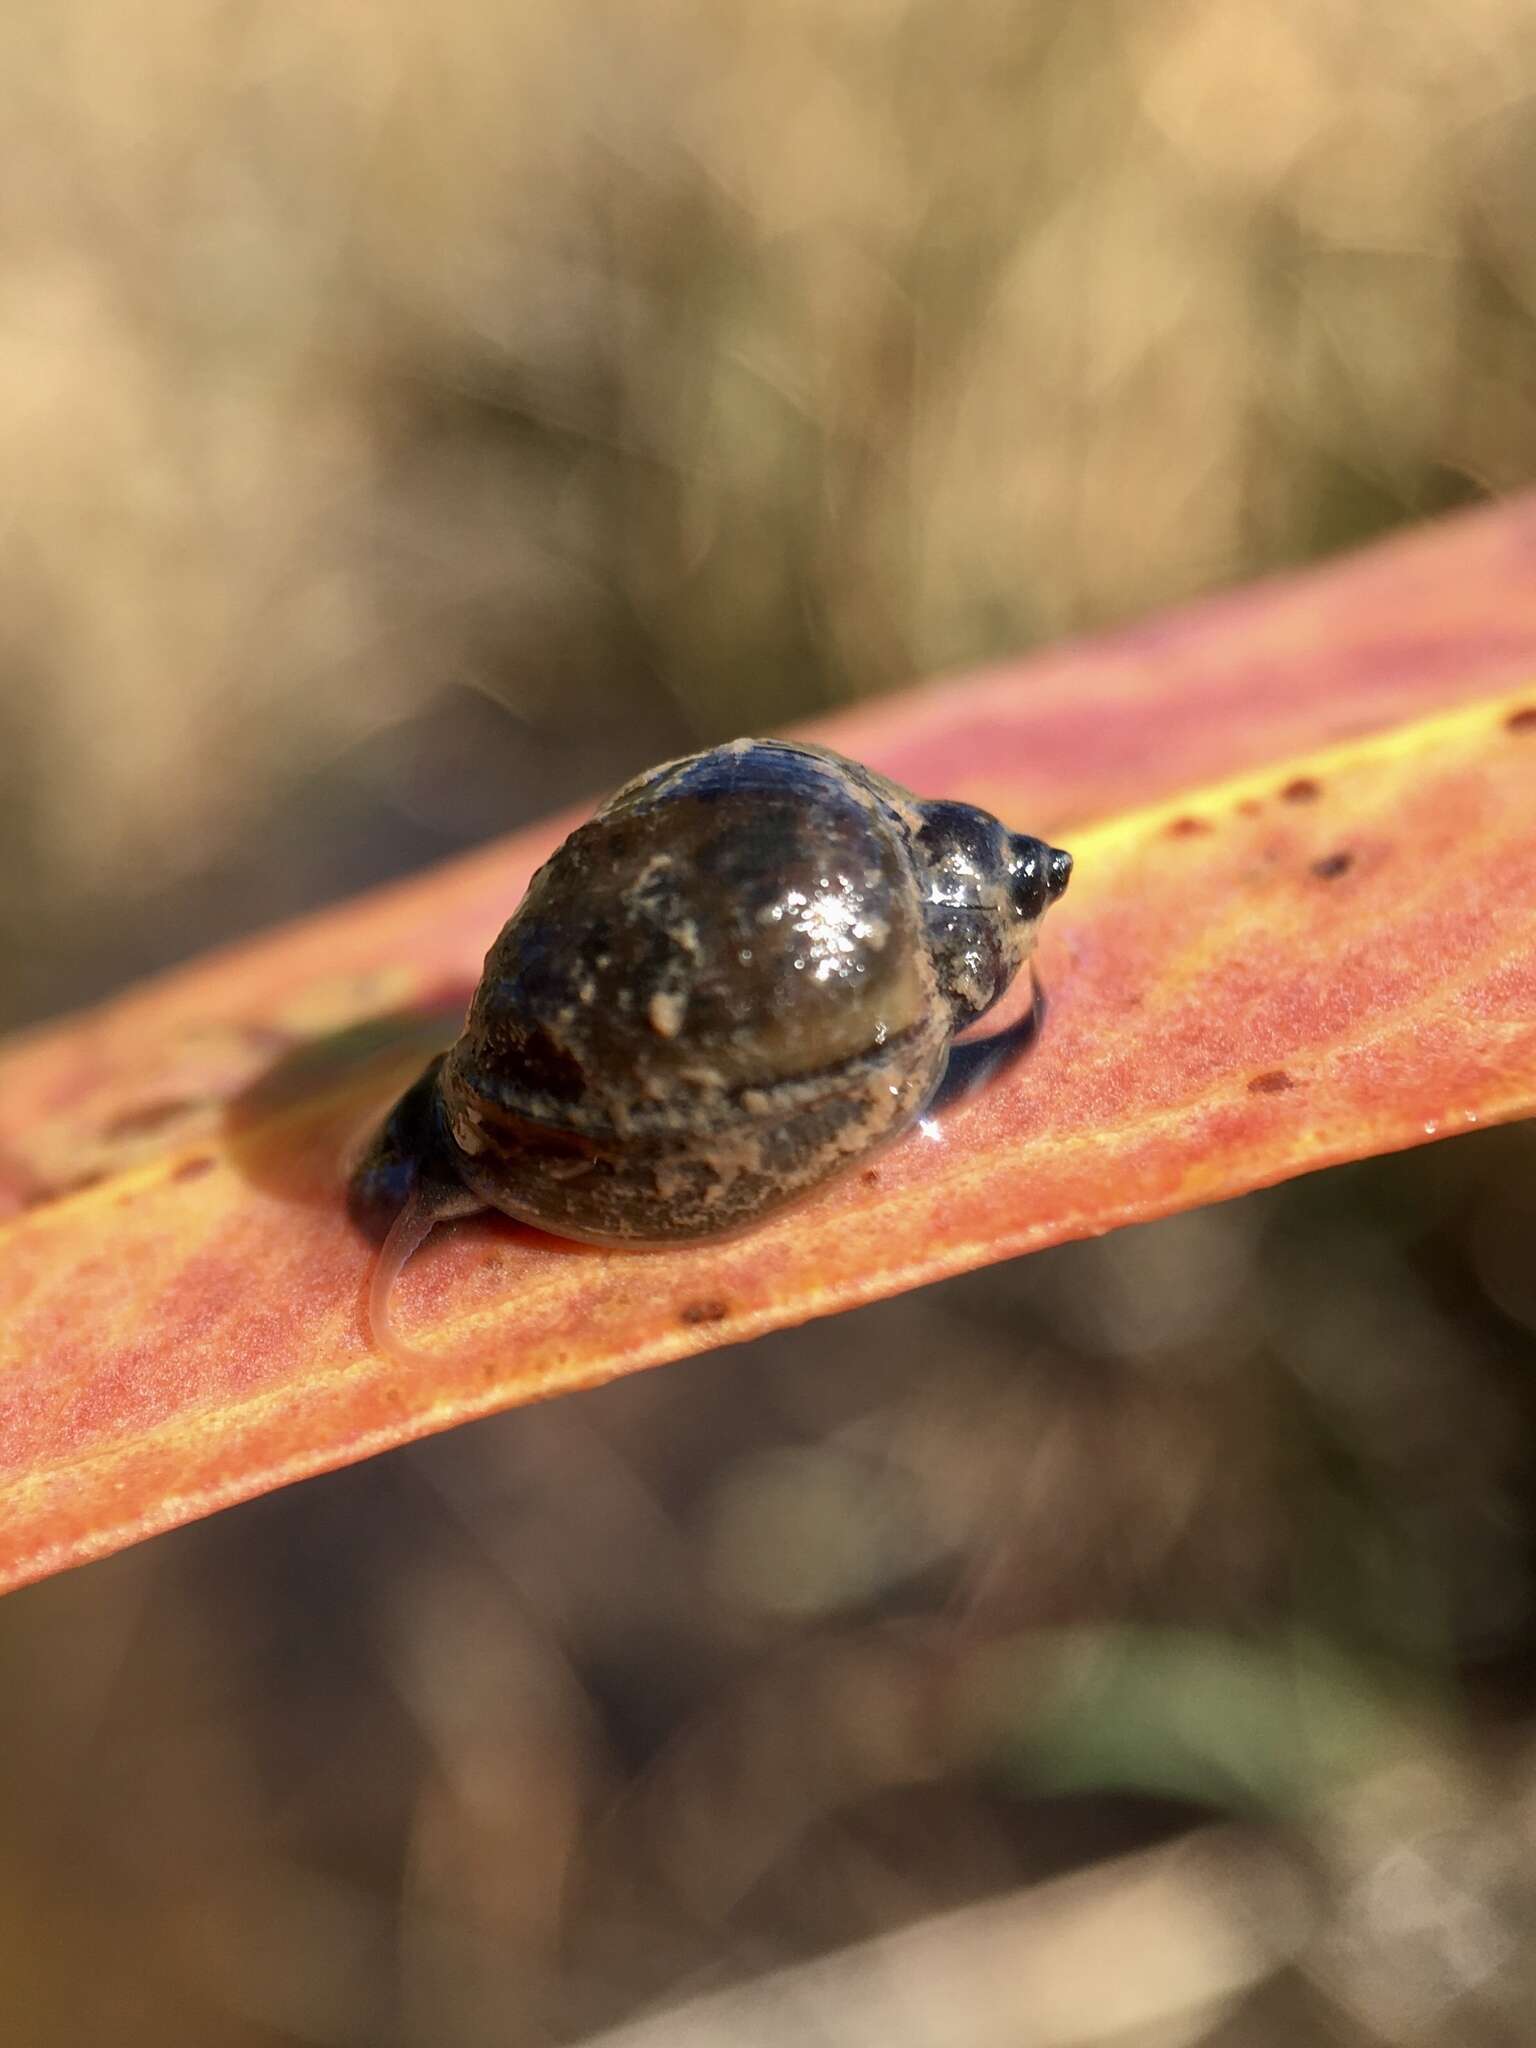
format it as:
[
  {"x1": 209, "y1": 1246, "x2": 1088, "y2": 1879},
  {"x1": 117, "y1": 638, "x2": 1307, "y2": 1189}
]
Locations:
[{"x1": 914, "y1": 799, "x2": 1072, "y2": 1028}]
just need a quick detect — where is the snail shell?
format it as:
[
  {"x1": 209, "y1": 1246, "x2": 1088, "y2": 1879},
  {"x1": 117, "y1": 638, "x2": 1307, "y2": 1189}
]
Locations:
[{"x1": 351, "y1": 739, "x2": 1071, "y2": 1348}]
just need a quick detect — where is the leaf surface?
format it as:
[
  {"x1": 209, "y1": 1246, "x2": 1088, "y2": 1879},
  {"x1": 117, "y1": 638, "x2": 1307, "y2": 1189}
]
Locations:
[{"x1": 2, "y1": 504, "x2": 1536, "y2": 1592}]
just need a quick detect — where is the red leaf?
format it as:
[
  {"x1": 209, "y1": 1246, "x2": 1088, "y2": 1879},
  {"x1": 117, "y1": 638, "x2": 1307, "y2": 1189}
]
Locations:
[{"x1": 1, "y1": 500, "x2": 1535, "y2": 1594}]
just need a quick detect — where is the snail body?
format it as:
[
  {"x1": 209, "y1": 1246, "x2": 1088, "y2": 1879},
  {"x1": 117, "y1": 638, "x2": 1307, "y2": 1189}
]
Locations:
[{"x1": 351, "y1": 739, "x2": 1071, "y2": 1354}]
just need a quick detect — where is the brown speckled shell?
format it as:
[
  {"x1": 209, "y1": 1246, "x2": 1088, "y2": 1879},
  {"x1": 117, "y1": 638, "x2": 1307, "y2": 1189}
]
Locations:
[{"x1": 436, "y1": 740, "x2": 950, "y2": 1242}]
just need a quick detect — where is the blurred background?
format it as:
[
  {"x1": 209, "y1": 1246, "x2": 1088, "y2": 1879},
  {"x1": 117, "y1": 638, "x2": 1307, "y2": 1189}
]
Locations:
[{"x1": 4, "y1": 2, "x2": 1536, "y2": 2041}]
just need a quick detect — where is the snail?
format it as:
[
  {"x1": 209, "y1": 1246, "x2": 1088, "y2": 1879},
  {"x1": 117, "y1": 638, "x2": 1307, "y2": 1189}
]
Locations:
[{"x1": 350, "y1": 737, "x2": 1072, "y2": 1362}]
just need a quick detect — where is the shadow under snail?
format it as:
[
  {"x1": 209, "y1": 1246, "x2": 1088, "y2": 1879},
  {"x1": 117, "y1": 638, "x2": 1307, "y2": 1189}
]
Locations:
[{"x1": 350, "y1": 737, "x2": 1072, "y2": 1363}]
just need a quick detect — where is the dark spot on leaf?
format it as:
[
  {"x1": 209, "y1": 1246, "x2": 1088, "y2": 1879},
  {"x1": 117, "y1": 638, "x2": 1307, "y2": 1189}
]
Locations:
[
  {"x1": 102, "y1": 1098, "x2": 198, "y2": 1140},
  {"x1": 171, "y1": 1155, "x2": 215, "y2": 1184},
  {"x1": 679, "y1": 1298, "x2": 731, "y2": 1327},
  {"x1": 1165, "y1": 816, "x2": 1211, "y2": 839},
  {"x1": 1311, "y1": 850, "x2": 1354, "y2": 881},
  {"x1": 1247, "y1": 1069, "x2": 1295, "y2": 1095},
  {"x1": 1505, "y1": 705, "x2": 1536, "y2": 734},
  {"x1": 23, "y1": 1168, "x2": 106, "y2": 1208},
  {"x1": 241, "y1": 1023, "x2": 297, "y2": 1054},
  {"x1": 1282, "y1": 777, "x2": 1322, "y2": 803},
  {"x1": 862, "y1": 1168, "x2": 881, "y2": 1186}
]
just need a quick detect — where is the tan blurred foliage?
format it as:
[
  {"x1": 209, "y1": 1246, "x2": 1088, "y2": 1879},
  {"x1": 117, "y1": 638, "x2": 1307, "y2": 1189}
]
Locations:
[{"x1": 4, "y1": 0, "x2": 1536, "y2": 1023}]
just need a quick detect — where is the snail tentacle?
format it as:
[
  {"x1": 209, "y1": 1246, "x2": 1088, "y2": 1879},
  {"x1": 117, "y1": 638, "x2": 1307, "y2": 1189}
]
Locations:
[
  {"x1": 367, "y1": 1181, "x2": 447, "y2": 1370},
  {"x1": 364, "y1": 1165, "x2": 489, "y2": 1368}
]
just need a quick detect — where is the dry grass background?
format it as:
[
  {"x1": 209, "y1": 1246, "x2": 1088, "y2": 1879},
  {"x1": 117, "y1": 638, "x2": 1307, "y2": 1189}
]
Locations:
[
  {"x1": 7, "y1": 0, "x2": 1536, "y2": 1025},
  {"x1": 5, "y1": 3, "x2": 1536, "y2": 2043}
]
